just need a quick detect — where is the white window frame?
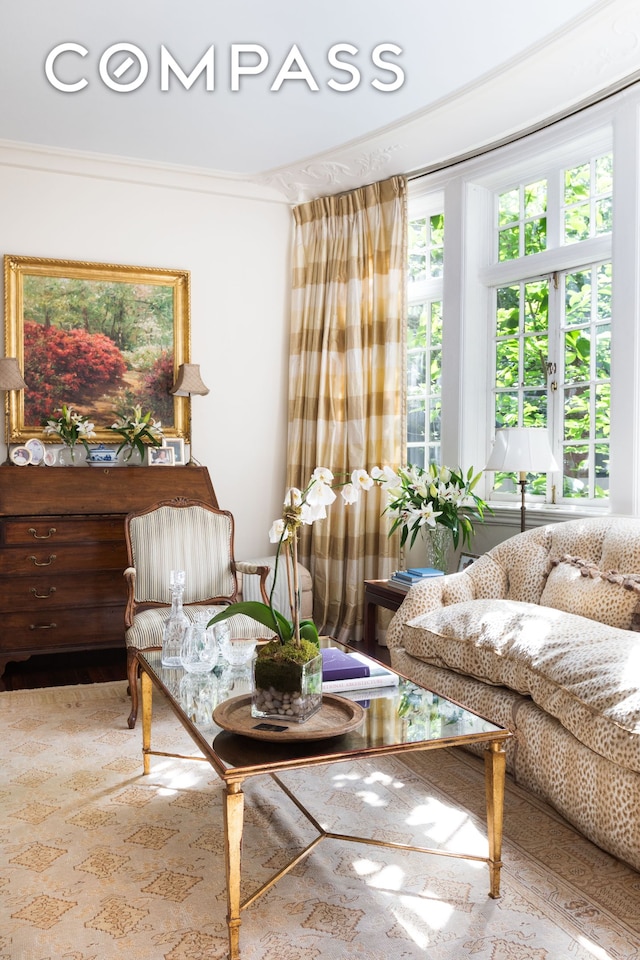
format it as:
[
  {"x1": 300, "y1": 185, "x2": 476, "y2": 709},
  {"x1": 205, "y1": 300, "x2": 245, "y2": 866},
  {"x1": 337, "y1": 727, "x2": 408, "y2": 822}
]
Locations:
[{"x1": 408, "y1": 83, "x2": 640, "y2": 521}]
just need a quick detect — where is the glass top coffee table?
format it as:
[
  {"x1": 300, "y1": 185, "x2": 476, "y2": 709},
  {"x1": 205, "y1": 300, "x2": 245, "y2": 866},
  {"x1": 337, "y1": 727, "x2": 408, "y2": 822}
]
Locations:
[{"x1": 138, "y1": 640, "x2": 510, "y2": 960}]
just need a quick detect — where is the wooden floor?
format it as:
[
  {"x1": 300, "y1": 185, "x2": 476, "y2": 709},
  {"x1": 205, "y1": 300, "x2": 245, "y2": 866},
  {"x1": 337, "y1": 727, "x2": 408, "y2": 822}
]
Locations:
[{"x1": 2, "y1": 648, "x2": 128, "y2": 691}]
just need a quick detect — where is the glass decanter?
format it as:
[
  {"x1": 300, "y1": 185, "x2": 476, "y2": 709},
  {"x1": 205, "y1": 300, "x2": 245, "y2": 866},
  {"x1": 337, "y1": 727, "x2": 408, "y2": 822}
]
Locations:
[{"x1": 161, "y1": 569, "x2": 188, "y2": 667}]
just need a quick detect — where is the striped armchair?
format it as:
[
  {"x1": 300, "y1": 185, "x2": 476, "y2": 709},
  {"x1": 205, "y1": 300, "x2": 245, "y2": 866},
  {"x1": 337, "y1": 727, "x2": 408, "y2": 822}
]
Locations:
[{"x1": 123, "y1": 497, "x2": 275, "y2": 728}]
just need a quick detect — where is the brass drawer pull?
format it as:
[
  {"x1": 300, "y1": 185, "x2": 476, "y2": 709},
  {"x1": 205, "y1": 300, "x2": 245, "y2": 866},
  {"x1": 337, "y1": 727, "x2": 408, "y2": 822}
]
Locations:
[
  {"x1": 28, "y1": 527, "x2": 57, "y2": 540},
  {"x1": 28, "y1": 554, "x2": 57, "y2": 566},
  {"x1": 29, "y1": 623, "x2": 57, "y2": 630},
  {"x1": 30, "y1": 587, "x2": 57, "y2": 599}
]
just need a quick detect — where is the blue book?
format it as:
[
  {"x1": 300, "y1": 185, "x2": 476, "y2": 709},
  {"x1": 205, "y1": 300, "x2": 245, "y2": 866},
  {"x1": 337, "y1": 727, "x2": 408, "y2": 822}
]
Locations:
[
  {"x1": 406, "y1": 566, "x2": 444, "y2": 577},
  {"x1": 393, "y1": 570, "x2": 429, "y2": 583}
]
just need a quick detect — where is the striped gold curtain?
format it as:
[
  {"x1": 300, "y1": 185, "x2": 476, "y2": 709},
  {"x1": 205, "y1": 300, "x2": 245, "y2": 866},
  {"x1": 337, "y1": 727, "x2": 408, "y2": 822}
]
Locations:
[{"x1": 288, "y1": 176, "x2": 407, "y2": 642}]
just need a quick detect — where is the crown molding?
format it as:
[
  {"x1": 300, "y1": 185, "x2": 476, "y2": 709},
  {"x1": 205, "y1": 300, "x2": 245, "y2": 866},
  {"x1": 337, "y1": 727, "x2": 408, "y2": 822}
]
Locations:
[{"x1": 0, "y1": 138, "x2": 288, "y2": 205}]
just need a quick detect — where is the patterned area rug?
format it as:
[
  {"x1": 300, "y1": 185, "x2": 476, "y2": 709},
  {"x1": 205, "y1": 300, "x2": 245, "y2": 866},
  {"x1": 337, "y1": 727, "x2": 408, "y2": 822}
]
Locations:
[{"x1": 1, "y1": 680, "x2": 639, "y2": 960}]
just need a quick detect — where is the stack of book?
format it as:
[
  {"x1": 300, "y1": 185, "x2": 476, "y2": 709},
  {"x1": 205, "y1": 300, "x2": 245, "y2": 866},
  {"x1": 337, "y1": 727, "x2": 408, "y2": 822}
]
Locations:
[
  {"x1": 388, "y1": 566, "x2": 445, "y2": 591},
  {"x1": 320, "y1": 648, "x2": 399, "y2": 693}
]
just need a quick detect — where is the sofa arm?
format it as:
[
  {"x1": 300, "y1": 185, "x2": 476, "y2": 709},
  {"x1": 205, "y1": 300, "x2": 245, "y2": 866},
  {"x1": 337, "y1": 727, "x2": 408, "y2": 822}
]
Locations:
[
  {"x1": 386, "y1": 549, "x2": 512, "y2": 654},
  {"x1": 386, "y1": 570, "x2": 474, "y2": 654}
]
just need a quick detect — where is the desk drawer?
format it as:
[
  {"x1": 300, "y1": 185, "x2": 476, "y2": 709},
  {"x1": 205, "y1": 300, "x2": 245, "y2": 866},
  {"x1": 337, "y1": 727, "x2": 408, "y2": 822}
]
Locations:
[
  {"x1": 2, "y1": 607, "x2": 126, "y2": 652},
  {"x1": 0, "y1": 570, "x2": 126, "y2": 611},
  {"x1": 0, "y1": 542, "x2": 127, "y2": 576},
  {"x1": 3, "y1": 517, "x2": 124, "y2": 545}
]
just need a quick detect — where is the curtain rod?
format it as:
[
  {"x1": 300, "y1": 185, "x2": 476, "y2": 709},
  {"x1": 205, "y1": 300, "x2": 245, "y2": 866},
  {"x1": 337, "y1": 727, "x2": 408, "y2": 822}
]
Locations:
[{"x1": 408, "y1": 69, "x2": 640, "y2": 183}]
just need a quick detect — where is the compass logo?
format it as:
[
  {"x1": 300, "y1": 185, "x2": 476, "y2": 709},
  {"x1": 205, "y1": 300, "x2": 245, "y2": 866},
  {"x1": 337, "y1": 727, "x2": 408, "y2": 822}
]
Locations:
[{"x1": 44, "y1": 42, "x2": 405, "y2": 94}]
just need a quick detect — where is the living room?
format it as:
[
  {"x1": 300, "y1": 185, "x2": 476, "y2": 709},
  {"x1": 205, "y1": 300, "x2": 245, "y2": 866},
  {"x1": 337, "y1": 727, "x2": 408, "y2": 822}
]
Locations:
[{"x1": 2, "y1": 2, "x2": 640, "y2": 958}]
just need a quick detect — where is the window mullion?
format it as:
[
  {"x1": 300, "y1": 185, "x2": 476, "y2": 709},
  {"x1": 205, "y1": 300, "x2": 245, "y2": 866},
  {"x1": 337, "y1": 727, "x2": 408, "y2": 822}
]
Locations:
[{"x1": 549, "y1": 272, "x2": 563, "y2": 503}]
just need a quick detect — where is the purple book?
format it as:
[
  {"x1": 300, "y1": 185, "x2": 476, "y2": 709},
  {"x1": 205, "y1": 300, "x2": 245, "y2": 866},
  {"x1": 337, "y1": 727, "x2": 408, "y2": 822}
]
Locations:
[{"x1": 321, "y1": 648, "x2": 370, "y2": 682}]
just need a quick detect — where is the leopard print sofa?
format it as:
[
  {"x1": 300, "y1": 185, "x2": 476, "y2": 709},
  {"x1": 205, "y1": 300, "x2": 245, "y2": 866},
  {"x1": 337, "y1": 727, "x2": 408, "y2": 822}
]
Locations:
[{"x1": 386, "y1": 516, "x2": 640, "y2": 872}]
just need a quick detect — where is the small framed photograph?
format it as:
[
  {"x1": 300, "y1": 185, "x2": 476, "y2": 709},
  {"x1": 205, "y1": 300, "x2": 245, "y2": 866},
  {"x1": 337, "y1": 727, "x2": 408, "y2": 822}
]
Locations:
[
  {"x1": 43, "y1": 449, "x2": 58, "y2": 466},
  {"x1": 162, "y1": 437, "x2": 185, "y2": 465},
  {"x1": 149, "y1": 446, "x2": 175, "y2": 466},
  {"x1": 458, "y1": 552, "x2": 479, "y2": 572},
  {"x1": 25, "y1": 437, "x2": 45, "y2": 464},
  {"x1": 11, "y1": 445, "x2": 32, "y2": 466}
]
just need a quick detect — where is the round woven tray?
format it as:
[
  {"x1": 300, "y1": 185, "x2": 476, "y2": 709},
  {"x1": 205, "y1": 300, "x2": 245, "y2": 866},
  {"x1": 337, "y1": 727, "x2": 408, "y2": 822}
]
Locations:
[{"x1": 213, "y1": 693, "x2": 365, "y2": 741}]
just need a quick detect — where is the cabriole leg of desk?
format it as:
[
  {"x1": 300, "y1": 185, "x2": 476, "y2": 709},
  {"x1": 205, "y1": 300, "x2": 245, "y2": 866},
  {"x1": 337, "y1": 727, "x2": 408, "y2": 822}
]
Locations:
[{"x1": 224, "y1": 779, "x2": 245, "y2": 960}]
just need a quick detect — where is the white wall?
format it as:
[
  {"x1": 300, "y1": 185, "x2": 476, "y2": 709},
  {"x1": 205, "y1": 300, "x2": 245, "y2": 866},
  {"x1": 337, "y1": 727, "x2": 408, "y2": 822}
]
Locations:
[{"x1": 0, "y1": 143, "x2": 293, "y2": 558}]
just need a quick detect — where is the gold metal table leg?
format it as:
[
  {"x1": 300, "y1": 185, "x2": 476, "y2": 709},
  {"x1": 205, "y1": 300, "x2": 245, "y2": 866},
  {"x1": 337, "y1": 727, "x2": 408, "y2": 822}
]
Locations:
[
  {"x1": 224, "y1": 779, "x2": 245, "y2": 960},
  {"x1": 141, "y1": 670, "x2": 152, "y2": 775},
  {"x1": 485, "y1": 740, "x2": 506, "y2": 898}
]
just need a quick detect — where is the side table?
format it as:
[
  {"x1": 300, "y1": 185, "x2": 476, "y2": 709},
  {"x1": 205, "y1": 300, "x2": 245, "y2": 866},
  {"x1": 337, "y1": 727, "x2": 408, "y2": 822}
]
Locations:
[{"x1": 363, "y1": 579, "x2": 408, "y2": 655}]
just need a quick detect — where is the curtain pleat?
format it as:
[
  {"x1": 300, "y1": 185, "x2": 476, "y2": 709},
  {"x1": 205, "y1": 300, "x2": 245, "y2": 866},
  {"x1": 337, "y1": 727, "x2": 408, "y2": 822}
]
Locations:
[{"x1": 288, "y1": 176, "x2": 407, "y2": 642}]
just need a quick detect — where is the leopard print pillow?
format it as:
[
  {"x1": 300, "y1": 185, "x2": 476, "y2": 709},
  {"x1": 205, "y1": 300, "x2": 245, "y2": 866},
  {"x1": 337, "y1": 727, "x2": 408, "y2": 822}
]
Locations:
[{"x1": 540, "y1": 554, "x2": 640, "y2": 631}]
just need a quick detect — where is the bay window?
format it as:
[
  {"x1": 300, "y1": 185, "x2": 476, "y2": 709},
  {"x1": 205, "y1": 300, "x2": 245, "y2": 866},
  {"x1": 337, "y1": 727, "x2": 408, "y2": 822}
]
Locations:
[{"x1": 406, "y1": 83, "x2": 640, "y2": 521}]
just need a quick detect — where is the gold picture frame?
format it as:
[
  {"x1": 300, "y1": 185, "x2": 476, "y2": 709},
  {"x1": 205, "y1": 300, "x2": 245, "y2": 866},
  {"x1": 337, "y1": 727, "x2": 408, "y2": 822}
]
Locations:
[{"x1": 4, "y1": 255, "x2": 191, "y2": 444}]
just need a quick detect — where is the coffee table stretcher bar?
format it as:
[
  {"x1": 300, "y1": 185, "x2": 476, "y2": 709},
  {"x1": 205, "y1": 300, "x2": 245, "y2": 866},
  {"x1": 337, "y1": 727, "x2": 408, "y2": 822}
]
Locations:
[{"x1": 139, "y1": 661, "x2": 509, "y2": 960}]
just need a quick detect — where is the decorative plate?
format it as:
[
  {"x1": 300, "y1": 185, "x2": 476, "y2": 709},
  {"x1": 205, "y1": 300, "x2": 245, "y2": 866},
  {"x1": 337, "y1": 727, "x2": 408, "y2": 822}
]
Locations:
[{"x1": 213, "y1": 693, "x2": 365, "y2": 742}]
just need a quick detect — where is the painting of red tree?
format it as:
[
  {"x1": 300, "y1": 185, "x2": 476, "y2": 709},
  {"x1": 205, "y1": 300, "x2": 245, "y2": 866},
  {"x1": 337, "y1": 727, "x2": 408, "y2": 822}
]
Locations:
[{"x1": 21, "y1": 272, "x2": 177, "y2": 428}]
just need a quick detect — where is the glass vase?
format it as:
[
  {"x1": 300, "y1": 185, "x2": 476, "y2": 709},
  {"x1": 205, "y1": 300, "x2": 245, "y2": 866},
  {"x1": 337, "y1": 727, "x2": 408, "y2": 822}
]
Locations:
[
  {"x1": 58, "y1": 444, "x2": 83, "y2": 466},
  {"x1": 421, "y1": 524, "x2": 452, "y2": 574},
  {"x1": 179, "y1": 612, "x2": 219, "y2": 674},
  {"x1": 252, "y1": 651, "x2": 322, "y2": 723},
  {"x1": 119, "y1": 444, "x2": 143, "y2": 466}
]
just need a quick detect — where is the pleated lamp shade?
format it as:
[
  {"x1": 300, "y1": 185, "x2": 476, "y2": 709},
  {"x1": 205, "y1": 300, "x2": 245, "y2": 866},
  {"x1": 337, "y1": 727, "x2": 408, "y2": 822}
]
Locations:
[
  {"x1": 0, "y1": 357, "x2": 27, "y2": 391},
  {"x1": 170, "y1": 364, "x2": 209, "y2": 397}
]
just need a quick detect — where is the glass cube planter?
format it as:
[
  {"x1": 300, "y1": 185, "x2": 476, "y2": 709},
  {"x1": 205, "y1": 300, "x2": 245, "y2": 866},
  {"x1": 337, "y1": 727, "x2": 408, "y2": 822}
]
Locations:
[{"x1": 252, "y1": 651, "x2": 322, "y2": 724}]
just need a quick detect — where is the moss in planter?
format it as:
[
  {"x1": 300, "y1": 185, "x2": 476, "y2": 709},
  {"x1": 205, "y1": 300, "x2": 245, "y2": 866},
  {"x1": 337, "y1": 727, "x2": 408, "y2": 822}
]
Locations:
[{"x1": 254, "y1": 638, "x2": 320, "y2": 693}]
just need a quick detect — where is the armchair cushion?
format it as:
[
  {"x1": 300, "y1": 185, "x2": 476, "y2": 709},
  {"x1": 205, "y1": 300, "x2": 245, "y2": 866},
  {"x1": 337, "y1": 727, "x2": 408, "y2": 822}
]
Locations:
[{"x1": 125, "y1": 605, "x2": 273, "y2": 650}]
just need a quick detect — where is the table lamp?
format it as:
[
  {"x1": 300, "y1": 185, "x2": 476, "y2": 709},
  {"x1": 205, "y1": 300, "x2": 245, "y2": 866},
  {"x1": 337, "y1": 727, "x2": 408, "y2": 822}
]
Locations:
[
  {"x1": 485, "y1": 427, "x2": 558, "y2": 532},
  {"x1": 170, "y1": 363, "x2": 209, "y2": 465},
  {"x1": 0, "y1": 357, "x2": 27, "y2": 465}
]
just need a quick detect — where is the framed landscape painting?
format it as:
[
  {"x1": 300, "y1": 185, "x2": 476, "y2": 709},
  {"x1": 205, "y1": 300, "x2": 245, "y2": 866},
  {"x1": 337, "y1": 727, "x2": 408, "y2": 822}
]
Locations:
[{"x1": 4, "y1": 255, "x2": 191, "y2": 444}]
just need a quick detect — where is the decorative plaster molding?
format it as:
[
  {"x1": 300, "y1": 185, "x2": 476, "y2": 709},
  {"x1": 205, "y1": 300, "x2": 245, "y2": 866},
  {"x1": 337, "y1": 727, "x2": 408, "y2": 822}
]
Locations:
[{"x1": 259, "y1": 145, "x2": 402, "y2": 203}]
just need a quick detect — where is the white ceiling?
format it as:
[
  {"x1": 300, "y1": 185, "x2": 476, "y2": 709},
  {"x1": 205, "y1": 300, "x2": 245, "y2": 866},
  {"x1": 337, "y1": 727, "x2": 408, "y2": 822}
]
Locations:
[{"x1": 1, "y1": 0, "x2": 639, "y2": 200}]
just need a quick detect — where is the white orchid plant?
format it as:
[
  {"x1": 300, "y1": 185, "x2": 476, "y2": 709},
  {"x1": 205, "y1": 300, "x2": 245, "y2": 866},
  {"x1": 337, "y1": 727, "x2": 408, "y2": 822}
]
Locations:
[
  {"x1": 375, "y1": 462, "x2": 489, "y2": 550},
  {"x1": 208, "y1": 466, "x2": 375, "y2": 650},
  {"x1": 43, "y1": 404, "x2": 97, "y2": 453}
]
